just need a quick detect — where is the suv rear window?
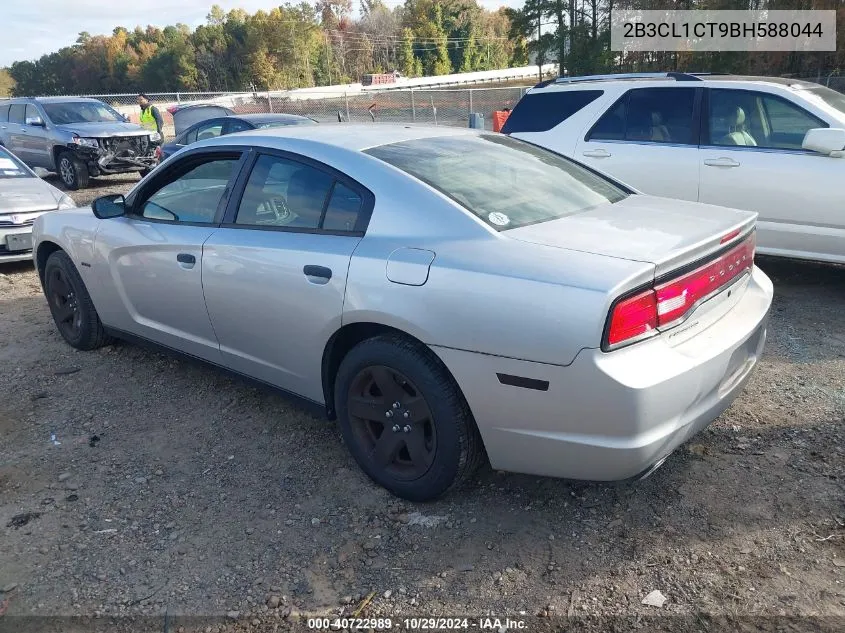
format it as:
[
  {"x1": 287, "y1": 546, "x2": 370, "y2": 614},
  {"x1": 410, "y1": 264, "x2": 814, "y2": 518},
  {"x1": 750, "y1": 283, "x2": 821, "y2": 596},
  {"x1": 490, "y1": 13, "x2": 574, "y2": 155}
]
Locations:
[
  {"x1": 0, "y1": 104, "x2": 8, "y2": 123},
  {"x1": 366, "y1": 134, "x2": 628, "y2": 231},
  {"x1": 502, "y1": 89, "x2": 603, "y2": 134}
]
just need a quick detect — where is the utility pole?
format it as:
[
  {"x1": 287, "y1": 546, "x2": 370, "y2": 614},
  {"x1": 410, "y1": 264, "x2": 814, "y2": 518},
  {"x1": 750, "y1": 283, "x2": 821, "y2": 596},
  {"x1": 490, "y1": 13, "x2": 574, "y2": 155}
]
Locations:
[
  {"x1": 537, "y1": 12, "x2": 542, "y2": 81},
  {"x1": 325, "y1": 34, "x2": 332, "y2": 85}
]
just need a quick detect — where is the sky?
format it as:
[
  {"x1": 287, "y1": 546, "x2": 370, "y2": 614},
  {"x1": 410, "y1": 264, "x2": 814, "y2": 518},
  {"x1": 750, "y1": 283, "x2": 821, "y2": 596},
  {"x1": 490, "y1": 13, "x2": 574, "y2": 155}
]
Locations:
[{"x1": 2, "y1": 0, "x2": 519, "y2": 68}]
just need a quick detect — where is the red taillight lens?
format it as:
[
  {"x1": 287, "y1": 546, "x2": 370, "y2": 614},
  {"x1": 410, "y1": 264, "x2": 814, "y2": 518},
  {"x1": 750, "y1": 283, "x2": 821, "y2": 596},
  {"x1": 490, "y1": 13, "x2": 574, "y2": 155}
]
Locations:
[
  {"x1": 167, "y1": 106, "x2": 178, "y2": 115},
  {"x1": 607, "y1": 289, "x2": 658, "y2": 346},
  {"x1": 606, "y1": 232, "x2": 755, "y2": 349}
]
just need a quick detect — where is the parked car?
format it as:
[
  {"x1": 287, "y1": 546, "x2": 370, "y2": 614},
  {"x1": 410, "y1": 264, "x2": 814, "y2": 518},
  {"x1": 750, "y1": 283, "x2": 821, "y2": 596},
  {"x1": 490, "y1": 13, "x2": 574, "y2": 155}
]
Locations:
[
  {"x1": 32, "y1": 125, "x2": 773, "y2": 501},
  {"x1": 160, "y1": 112, "x2": 317, "y2": 160},
  {"x1": 0, "y1": 97, "x2": 160, "y2": 190},
  {"x1": 0, "y1": 145, "x2": 75, "y2": 263},
  {"x1": 503, "y1": 72, "x2": 845, "y2": 264}
]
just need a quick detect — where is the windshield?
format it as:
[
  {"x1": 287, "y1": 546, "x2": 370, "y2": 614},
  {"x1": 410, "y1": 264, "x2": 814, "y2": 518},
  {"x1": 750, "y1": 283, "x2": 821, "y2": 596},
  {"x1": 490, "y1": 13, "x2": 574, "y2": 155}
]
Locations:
[
  {"x1": 42, "y1": 101, "x2": 123, "y2": 125},
  {"x1": 366, "y1": 134, "x2": 628, "y2": 230},
  {"x1": 0, "y1": 148, "x2": 33, "y2": 179},
  {"x1": 255, "y1": 119, "x2": 315, "y2": 129},
  {"x1": 802, "y1": 86, "x2": 845, "y2": 118}
]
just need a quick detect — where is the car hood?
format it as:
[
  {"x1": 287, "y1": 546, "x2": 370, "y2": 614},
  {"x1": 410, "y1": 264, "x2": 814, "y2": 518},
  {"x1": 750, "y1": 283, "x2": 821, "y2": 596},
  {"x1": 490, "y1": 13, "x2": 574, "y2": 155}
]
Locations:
[
  {"x1": 505, "y1": 194, "x2": 757, "y2": 276},
  {"x1": 0, "y1": 177, "x2": 63, "y2": 214},
  {"x1": 56, "y1": 122, "x2": 151, "y2": 137}
]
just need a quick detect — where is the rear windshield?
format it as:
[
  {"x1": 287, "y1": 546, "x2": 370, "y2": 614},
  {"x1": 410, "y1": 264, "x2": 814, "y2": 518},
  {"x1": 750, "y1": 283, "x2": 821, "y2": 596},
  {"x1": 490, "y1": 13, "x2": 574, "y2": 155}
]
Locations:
[
  {"x1": 0, "y1": 148, "x2": 33, "y2": 179},
  {"x1": 255, "y1": 119, "x2": 315, "y2": 129},
  {"x1": 502, "y1": 89, "x2": 604, "y2": 134},
  {"x1": 365, "y1": 134, "x2": 628, "y2": 231},
  {"x1": 42, "y1": 101, "x2": 123, "y2": 125}
]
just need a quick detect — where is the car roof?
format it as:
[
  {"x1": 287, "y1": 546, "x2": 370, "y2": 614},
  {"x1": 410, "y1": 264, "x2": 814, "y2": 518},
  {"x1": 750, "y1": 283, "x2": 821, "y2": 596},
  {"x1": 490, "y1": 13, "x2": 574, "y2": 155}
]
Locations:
[
  {"x1": 200, "y1": 123, "x2": 478, "y2": 152},
  {"x1": 231, "y1": 113, "x2": 315, "y2": 124},
  {"x1": 7, "y1": 96, "x2": 106, "y2": 103},
  {"x1": 535, "y1": 73, "x2": 822, "y2": 92}
]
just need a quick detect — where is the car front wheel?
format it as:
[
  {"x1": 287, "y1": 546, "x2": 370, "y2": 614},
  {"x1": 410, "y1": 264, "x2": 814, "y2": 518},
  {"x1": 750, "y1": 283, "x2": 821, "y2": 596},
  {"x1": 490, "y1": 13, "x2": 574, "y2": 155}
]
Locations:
[
  {"x1": 57, "y1": 152, "x2": 89, "y2": 190},
  {"x1": 334, "y1": 335, "x2": 483, "y2": 501},
  {"x1": 44, "y1": 250, "x2": 110, "y2": 350}
]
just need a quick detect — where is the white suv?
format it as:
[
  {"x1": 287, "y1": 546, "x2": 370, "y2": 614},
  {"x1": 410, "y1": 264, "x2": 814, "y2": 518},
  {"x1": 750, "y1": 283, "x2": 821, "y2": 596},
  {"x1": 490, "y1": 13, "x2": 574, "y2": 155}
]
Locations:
[{"x1": 504, "y1": 73, "x2": 845, "y2": 264}]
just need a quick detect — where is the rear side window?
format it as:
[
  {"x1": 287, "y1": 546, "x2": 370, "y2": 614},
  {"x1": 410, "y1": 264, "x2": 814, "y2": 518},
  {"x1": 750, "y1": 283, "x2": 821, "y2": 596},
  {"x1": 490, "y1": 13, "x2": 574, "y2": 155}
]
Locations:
[
  {"x1": 502, "y1": 90, "x2": 603, "y2": 134},
  {"x1": 322, "y1": 183, "x2": 363, "y2": 232},
  {"x1": 8, "y1": 104, "x2": 25, "y2": 124},
  {"x1": 589, "y1": 87, "x2": 697, "y2": 145},
  {"x1": 0, "y1": 105, "x2": 9, "y2": 122}
]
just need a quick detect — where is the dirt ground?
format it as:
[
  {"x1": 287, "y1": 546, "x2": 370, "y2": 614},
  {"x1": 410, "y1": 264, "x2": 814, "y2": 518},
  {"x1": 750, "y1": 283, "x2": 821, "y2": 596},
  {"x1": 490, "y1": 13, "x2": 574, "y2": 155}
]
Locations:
[{"x1": 0, "y1": 176, "x2": 843, "y2": 632}]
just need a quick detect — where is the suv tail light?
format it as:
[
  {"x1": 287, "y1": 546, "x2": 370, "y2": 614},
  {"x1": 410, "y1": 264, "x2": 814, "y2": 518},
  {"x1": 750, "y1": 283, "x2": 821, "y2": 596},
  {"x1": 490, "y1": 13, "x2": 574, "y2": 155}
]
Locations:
[{"x1": 605, "y1": 231, "x2": 756, "y2": 349}]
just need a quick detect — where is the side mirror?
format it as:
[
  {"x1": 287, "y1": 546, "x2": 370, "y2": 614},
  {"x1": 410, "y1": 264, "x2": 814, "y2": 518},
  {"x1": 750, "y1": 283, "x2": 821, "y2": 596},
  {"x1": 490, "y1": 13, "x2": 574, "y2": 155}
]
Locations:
[
  {"x1": 802, "y1": 128, "x2": 845, "y2": 156},
  {"x1": 92, "y1": 194, "x2": 126, "y2": 219},
  {"x1": 26, "y1": 116, "x2": 45, "y2": 127}
]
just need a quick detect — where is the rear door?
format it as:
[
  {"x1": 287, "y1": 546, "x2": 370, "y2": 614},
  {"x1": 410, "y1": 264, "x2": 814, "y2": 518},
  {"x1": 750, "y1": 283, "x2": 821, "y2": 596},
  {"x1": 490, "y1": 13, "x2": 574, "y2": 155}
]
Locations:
[
  {"x1": 699, "y1": 88, "x2": 845, "y2": 262},
  {"x1": 202, "y1": 150, "x2": 372, "y2": 402},
  {"x1": 6, "y1": 104, "x2": 28, "y2": 161},
  {"x1": 91, "y1": 149, "x2": 247, "y2": 362},
  {"x1": 575, "y1": 87, "x2": 702, "y2": 201}
]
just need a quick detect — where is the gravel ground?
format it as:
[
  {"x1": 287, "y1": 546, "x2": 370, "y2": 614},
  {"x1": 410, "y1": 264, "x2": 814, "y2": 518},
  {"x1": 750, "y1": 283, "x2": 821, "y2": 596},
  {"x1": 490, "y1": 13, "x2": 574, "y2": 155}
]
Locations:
[{"x1": 0, "y1": 178, "x2": 843, "y2": 632}]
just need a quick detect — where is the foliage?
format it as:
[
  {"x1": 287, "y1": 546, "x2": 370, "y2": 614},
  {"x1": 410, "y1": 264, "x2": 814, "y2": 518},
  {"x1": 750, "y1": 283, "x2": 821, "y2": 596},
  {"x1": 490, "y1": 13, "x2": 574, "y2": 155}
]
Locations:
[{"x1": 7, "y1": 1, "x2": 527, "y2": 95}]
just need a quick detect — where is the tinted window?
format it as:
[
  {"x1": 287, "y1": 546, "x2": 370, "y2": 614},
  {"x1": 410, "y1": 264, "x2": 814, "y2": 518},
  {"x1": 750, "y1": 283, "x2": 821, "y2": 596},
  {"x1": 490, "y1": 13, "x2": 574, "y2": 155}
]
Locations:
[
  {"x1": 502, "y1": 90, "x2": 603, "y2": 134},
  {"x1": 0, "y1": 147, "x2": 33, "y2": 179},
  {"x1": 42, "y1": 101, "x2": 122, "y2": 124},
  {"x1": 366, "y1": 134, "x2": 628, "y2": 231},
  {"x1": 0, "y1": 105, "x2": 9, "y2": 123},
  {"x1": 25, "y1": 104, "x2": 40, "y2": 122},
  {"x1": 589, "y1": 88, "x2": 697, "y2": 145},
  {"x1": 140, "y1": 158, "x2": 238, "y2": 223},
  {"x1": 708, "y1": 89, "x2": 827, "y2": 150},
  {"x1": 236, "y1": 154, "x2": 333, "y2": 229},
  {"x1": 322, "y1": 183, "x2": 363, "y2": 231},
  {"x1": 225, "y1": 118, "x2": 252, "y2": 134},
  {"x1": 8, "y1": 104, "x2": 25, "y2": 124}
]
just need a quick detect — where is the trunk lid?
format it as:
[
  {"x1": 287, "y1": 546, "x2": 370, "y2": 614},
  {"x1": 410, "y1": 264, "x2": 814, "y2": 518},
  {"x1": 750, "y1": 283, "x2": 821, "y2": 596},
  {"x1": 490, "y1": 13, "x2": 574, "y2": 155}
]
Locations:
[
  {"x1": 170, "y1": 104, "x2": 234, "y2": 136},
  {"x1": 506, "y1": 195, "x2": 756, "y2": 277}
]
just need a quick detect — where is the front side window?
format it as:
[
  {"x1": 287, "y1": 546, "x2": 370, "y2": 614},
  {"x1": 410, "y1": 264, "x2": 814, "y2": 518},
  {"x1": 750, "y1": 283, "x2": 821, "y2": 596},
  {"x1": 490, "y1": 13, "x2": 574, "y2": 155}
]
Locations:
[
  {"x1": 25, "y1": 104, "x2": 40, "y2": 123},
  {"x1": 139, "y1": 157, "x2": 238, "y2": 223},
  {"x1": 708, "y1": 89, "x2": 827, "y2": 150},
  {"x1": 589, "y1": 87, "x2": 697, "y2": 145},
  {"x1": 41, "y1": 101, "x2": 122, "y2": 125},
  {"x1": 235, "y1": 154, "x2": 334, "y2": 229},
  {"x1": 366, "y1": 134, "x2": 628, "y2": 231}
]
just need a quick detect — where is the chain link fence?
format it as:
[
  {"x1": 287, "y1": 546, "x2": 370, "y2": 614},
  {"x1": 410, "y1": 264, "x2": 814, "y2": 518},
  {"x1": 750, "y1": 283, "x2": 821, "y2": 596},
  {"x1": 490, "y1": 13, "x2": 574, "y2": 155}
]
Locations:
[{"x1": 74, "y1": 86, "x2": 529, "y2": 138}]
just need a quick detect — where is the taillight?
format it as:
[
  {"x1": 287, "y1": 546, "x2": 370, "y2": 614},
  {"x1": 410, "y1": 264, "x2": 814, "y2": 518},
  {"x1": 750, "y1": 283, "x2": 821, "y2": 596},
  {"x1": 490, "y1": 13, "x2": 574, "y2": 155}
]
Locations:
[{"x1": 605, "y1": 231, "x2": 756, "y2": 350}]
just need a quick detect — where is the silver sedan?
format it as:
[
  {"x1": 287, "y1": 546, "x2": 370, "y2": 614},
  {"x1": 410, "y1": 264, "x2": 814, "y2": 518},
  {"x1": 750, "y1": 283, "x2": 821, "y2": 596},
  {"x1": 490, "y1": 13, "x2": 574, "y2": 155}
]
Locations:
[
  {"x1": 0, "y1": 146, "x2": 75, "y2": 263},
  {"x1": 32, "y1": 125, "x2": 773, "y2": 501}
]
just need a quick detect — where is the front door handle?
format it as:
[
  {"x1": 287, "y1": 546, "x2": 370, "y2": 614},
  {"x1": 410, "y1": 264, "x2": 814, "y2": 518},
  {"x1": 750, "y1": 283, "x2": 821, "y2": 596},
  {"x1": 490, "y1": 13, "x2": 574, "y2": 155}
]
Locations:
[
  {"x1": 176, "y1": 253, "x2": 196, "y2": 268},
  {"x1": 303, "y1": 265, "x2": 332, "y2": 284},
  {"x1": 704, "y1": 157, "x2": 741, "y2": 168},
  {"x1": 583, "y1": 148, "x2": 611, "y2": 158}
]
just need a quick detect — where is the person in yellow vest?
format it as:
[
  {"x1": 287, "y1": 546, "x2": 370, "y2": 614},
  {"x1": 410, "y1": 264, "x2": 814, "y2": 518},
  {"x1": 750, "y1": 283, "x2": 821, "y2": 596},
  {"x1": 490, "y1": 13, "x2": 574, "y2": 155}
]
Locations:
[{"x1": 137, "y1": 93, "x2": 163, "y2": 136}]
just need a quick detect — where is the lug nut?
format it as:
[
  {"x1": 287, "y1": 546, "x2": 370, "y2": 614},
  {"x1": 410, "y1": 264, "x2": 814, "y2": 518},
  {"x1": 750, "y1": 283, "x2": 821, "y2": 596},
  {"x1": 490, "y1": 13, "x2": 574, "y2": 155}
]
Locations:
[
  {"x1": 403, "y1": 425, "x2": 411, "y2": 433},
  {"x1": 403, "y1": 411, "x2": 410, "y2": 418},
  {"x1": 393, "y1": 402, "x2": 401, "y2": 409},
  {"x1": 392, "y1": 424, "x2": 400, "y2": 432},
  {"x1": 385, "y1": 410, "x2": 393, "y2": 418}
]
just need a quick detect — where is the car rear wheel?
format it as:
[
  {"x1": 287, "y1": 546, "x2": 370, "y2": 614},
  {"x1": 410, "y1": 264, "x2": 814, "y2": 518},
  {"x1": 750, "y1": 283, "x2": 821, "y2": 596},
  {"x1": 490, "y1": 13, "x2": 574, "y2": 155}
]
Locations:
[
  {"x1": 58, "y1": 152, "x2": 89, "y2": 190},
  {"x1": 44, "y1": 250, "x2": 110, "y2": 350},
  {"x1": 334, "y1": 335, "x2": 483, "y2": 501}
]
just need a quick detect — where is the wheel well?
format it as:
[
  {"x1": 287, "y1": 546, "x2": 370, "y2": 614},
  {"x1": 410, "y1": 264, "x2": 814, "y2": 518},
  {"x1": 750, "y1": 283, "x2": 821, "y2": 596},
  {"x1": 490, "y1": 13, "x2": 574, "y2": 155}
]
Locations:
[
  {"x1": 321, "y1": 322, "x2": 457, "y2": 420},
  {"x1": 35, "y1": 241, "x2": 63, "y2": 283},
  {"x1": 52, "y1": 146, "x2": 70, "y2": 171}
]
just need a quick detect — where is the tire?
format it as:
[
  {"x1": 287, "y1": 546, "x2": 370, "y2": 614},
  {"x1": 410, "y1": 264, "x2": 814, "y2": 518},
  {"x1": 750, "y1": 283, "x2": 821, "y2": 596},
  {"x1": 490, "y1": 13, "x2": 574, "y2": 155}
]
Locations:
[
  {"x1": 43, "y1": 250, "x2": 111, "y2": 351},
  {"x1": 334, "y1": 334, "x2": 483, "y2": 501},
  {"x1": 57, "y1": 152, "x2": 89, "y2": 190}
]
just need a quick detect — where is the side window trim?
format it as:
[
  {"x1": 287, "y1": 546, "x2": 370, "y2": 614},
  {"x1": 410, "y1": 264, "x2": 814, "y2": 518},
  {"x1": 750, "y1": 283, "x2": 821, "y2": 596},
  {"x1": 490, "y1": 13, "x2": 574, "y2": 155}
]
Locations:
[
  {"x1": 585, "y1": 87, "x2": 702, "y2": 147},
  {"x1": 125, "y1": 149, "x2": 248, "y2": 226},
  {"x1": 701, "y1": 88, "x2": 828, "y2": 152},
  {"x1": 220, "y1": 147, "x2": 375, "y2": 236}
]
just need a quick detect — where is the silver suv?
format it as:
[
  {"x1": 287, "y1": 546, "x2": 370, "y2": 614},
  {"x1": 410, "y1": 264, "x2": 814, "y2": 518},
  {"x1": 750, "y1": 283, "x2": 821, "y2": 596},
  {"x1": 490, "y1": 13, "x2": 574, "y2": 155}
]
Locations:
[{"x1": 0, "y1": 97, "x2": 160, "y2": 190}]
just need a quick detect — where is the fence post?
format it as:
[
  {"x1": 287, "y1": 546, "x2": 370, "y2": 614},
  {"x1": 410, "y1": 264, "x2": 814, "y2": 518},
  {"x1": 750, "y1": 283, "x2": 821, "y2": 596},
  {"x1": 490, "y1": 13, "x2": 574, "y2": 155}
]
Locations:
[
  {"x1": 468, "y1": 89, "x2": 473, "y2": 118},
  {"x1": 431, "y1": 95, "x2": 437, "y2": 126},
  {"x1": 411, "y1": 89, "x2": 416, "y2": 122},
  {"x1": 345, "y1": 92, "x2": 351, "y2": 122},
  {"x1": 267, "y1": 91, "x2": 273, "y2": 113},
  {"x1": 176, "y1": 93, "x2": 181, "y2": 104}
]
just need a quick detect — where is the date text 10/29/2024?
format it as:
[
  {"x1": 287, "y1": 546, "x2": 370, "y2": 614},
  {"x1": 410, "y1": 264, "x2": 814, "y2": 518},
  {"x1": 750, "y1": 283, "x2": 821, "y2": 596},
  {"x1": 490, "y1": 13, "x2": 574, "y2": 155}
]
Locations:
[{"x1": 307, "y1": 617, "x2": 527, "y2": 630}]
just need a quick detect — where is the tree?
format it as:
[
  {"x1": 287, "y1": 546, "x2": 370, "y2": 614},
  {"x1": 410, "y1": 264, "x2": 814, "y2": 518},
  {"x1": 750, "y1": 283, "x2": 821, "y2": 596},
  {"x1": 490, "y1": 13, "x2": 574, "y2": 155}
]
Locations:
[{"x1": 0, "y1": 68, "x2": 15, "y2": 96}]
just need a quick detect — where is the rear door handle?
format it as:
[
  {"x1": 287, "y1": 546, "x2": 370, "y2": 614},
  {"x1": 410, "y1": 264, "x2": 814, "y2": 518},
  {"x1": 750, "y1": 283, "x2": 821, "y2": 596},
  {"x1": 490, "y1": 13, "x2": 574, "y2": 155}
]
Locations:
[
  {"x1": 303, "y1": 265, "x2": 332, "y2": 284},
  {"x1": 176, "y1": 253, "x2": 196, "y2": 268},
  {"x1": 704, "y1": 157, "x2": 741, "y2": 168},
  {"x1": 582, "y1": 148, "x2": 611, "y2": 158}
]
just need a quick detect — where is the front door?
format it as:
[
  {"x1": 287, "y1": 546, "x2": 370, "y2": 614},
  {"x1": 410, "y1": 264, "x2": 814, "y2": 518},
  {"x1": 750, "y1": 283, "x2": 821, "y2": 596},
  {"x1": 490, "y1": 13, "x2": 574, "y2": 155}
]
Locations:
[
  {"x1": 699, "y1": 88, "x2": 845, "y2": 262},
  {"x1": 575, "y1": 86, "x2": 701, "y2": 201},
  {"x1": 90, "y1": 151, "x2": 246, "y2": 361},
  {"x1": 21, "y1": 104, "x2": 52, "y2": 169},
  {"x1": 202, "y1": 151, "x2": 369, "y2": 402}
]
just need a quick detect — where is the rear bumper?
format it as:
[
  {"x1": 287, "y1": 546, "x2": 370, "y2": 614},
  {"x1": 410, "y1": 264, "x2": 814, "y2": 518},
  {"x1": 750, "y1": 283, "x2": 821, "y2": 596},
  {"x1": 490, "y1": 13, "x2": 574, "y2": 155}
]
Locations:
[
  {"x1": 432, "y1": 266, "x2": 774, "y2": 481},
  {"x1": 0, "y1": 225, "x2": 35, "y2": 263}
]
